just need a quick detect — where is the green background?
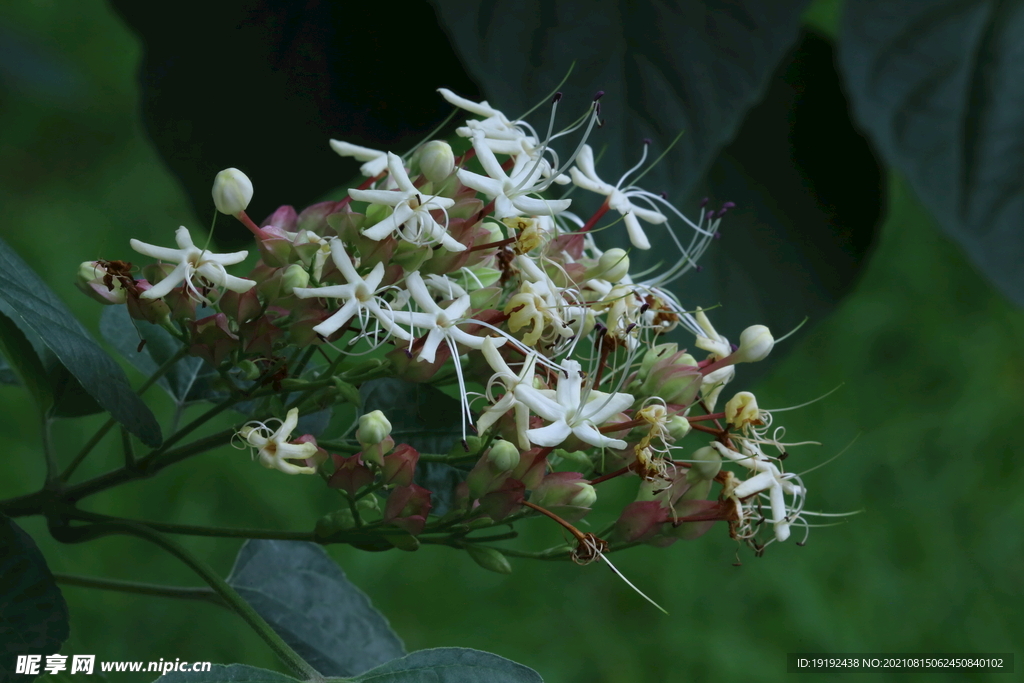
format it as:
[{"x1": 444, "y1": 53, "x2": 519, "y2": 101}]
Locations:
[{"x1": 0, "y1": 2, "x2": 1020, "y2": 682}]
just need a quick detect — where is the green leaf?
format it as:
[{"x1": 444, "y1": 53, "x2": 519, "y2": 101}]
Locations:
[
  {"x1": 154, "y1": 664, "x2": 300, "y2": 683},
  {"x1": 0, "y1": 513, "x2": 70, "y2": 681},
  {"x1": 0, "y1": 309, "x2": 53, "y2": 411},
  {"x1": 99, "y1": 306, "x2": 213, "y2": 406},
  {"x1": 0, "y1": 306, "x2": 102, "y2": 417},
  {"x1": 0, "y1": 237, "x2": 161, "y2": 446},
  {"x1": 345, "y1": 648, "x2": 543, "y2": 683},
  {"x1": 360, "y1": 379, "x2": 467, "y2": 516},
  {"x1": 0, "y1": 354, "x2": 19, "y2": 386},
  {"x1": 433, "y1": 1, "x2": 809, "y2": 211},
  {"x1": 840, "y1": 0, "x2": 1024, "y2": 306},
  {"x1": 226, "y1": 540, "x2": 405, "y2": 677}
]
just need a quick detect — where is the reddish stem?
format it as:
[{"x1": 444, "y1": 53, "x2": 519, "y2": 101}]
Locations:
[
  {"x1": 687, "y1": 412, "x2": 725, "y2": 423},
  {"x1": 467, "y1": 235, "x2": 516, "y2": 253},
  {"x1": 589, "y1": 466, "x2": 630, "y2": 486},
  {"x1": 580, "y1": 197, "x2": 611, "y2": 233},
  {"x1": 522, "y1": 500, "x2": 588, "y2": 544},
  {"x1": 236, "y1": 211, "x2": 269, "y2": 239},
  {"x1": 690, "y1": 423, "x2": 724, "y2": 436}
]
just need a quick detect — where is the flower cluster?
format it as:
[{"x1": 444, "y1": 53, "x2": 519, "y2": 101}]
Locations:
[{"x1": 80, "y1": 87, "x2": 832, "y2": 560}]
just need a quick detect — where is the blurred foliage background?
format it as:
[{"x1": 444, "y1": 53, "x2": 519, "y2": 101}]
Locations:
[{"x1": 0, "y1": 1, "x2": 1021, "y2": 682}]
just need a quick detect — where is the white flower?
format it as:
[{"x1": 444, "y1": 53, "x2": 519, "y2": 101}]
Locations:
[
  {"x1": 514, "y1": 359, "x2": 634, "y2": 449},
  {"x1": 569, "y1": 144, "x2": 667, "y2": 250},
  {"x1": 457, "y1": 133, "x2": 572, "y2": 220},
  {"x1": 238, "y1": 408, "x2": 319, "y2": 475},
  {"x1": 348, "y1": 153, "x2": 464, "y2": 251},
  {"x1": 477, "y1": 337, "x2": 539, "y2": 449},
  {"x1": 712, "y1": 441, "x2": 805, "y2": 542},
  {"x1": 130, "y1": 226, "x2": 254, "y2": 301},
  {"x1": 389, "y1": 271, "x2": 506, "y2": 363},
  {"x1": 329, "y1": 139, "x2": 389, "y2": 177},
  {"x1": 292, "y1": 238, "x2": 411, "y2": 341}
]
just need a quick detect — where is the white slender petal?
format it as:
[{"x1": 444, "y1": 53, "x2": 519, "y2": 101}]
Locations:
[{"x1": 130, "y1": 226, "x2": 254, "y2": 301}]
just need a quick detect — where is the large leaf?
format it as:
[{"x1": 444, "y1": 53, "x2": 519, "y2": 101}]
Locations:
[
  {"x1": 0, "y1": 237, "x2": 161, "y2": 446},
  {"x1": 346, "y1": 648, "x2": 543, "y2": 683},
  {"x1": 0, "y1": 355, "x2": 18, "y2": 386},
  {"x1": 108, "y1": 0, "x2": 484, "y2": 246},
  {"x1": 840, "y1": 0, "x2": 1024, "y2": 306},
  {"x1": 433, "y1": 1, "x2": 808, "y2": 194},
  {"x1": 100, "y1": 306, "x2": 212, "y2": 405},
  {"x1": 360, "y1": 379, "x2": 466, "y2": 516},
  {"x1": 153, "y1": 664, "x2": 299, "y2": 683},
  {"x1": 0, "y1": 309, "x2": 53, "y2": 411},
  {"x1": 0, "y1": 302, "x2": 103, "y2": 418},
  {"x1": 0, "y1": 514, "x2": 70, "y2": 681},
  {"x1": 226, "y1": 540, "x2": 405, "y2": 677}
]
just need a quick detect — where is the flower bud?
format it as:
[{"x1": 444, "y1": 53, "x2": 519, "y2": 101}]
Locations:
[
  {"x1": 530, "y1": 472, "x2": 597, "y2": 522},
  {"x1": 638, "y1": 343, "x2": 678, "y2": 380},
  {"x1": 280, "y1": 263, "x2": 310, "y2": 295},
  {"x1": 732, "y1": 325, "x2": 773, "y2": 364},
  {"x1": 666, "y1": 415, "x2": 691, "y2": 440},
  {"x1": 466, "y1": 440, "x2": 520, "y2": 499},
  {"x1": 725, "y1": 391, "x2": 760, "y2": 427},
  {"x1": 418, "y1": 140, "x2": 455, "y2": 184},
  {"x1": 212, "y1": 168, "x2": 253, "y2": 215},
  {"x1": 595, "y1": 248, "x2": 630, "y2": 283},
  {"x1": 640, "y1": 350, "x2": 702, "y2": 406},
  {"x1": 76, "y1": 261, "x2": 128, "y2": 305},
  {"x1": 357, "y1": 410, "x2": 392, "y2": 447},
  {"x1": 686, "y1": 446, "x2": 722, "y2": 482},
  {"x1": 465, "y1": 545, "x2": 512, "y2": 574},
  {"x1": 486, "y1": 440, "x2": 521, "y2": 473},
  {"x1": 391, "y1": 240, "x2": 433, "y2": 271},
  {"x1": 237, "y1": 359, "x2": 260, "y2": 381}
]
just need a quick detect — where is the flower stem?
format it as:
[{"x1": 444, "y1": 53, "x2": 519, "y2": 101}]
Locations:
[
  {"x1": 56, "y1": 520, "x2": 323, "y2": 682},
  {"x1": 53, "y1": 572, "x2": 226, "y2": 608}
]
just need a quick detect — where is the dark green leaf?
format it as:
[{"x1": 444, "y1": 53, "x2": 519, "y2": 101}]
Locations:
[
  {"x1": 0, "y1": 309, "x2": 53, "y2": 411},
  {"x1": 296, "y1": 408, "x2": 332, "y2": 437},
  {"x1": 0, "y1": 237, "x2": 161, "y2": 446},
  {"x1": 346, "y1": 648, "x2": 543, "y2": 683},
  {"x1": 0, "y1": 355, "x2": 18, "y2": 386},
  {"x1": 840, "y1": 0, "x2": 1024, "y2": 306},
  {"x1": 99, "y1": 306, "x2": 213, "y2": 405},
  {"x1": 0, "y1": 304, "x2": 102, "y2": 417},
  {"x1": 47, "y1": 362, "x2": 104, "y2": 418},
  {"x1": 431, "y1": 0, "x2": 810, "y2": 225},
  {"x1": 360, "y1": 379, "x2": 466, "y2": 516},
  {"x1": 0, "y1": 513, "x2": 70, "y2": 681},
  {"x1": 154, "y1": 664, "x2": 299, "y2": 683},
  {"x1": 227, "y1": 540, "x2": 405, "y2": 677}
]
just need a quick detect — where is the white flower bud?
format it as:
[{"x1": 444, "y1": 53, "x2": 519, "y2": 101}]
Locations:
[
  {"x1": 686, "y1": 446, "x2": 722, "y2": 482},
  {"x1": 666, "y1": 414, "x2": 691, "y2": 440},
  {"x1": 486, "y1": 440, "x2": 520, "y2": 474},
  {"x1": 418, "y1": 140, "x2": 455, "y2": 183},
  {"x1": 725, "y1": 391, "x2": 760, "y2": 427},
  {"x1": 569, "y1": 483, "x2": 598, "y2": 509},
  {"x1": 280, "y1": 263, "x2": 310, "y2": 295},
  {"x1": 732, "y1": 325, "x2": 773, "y2": 363},
  {"x1": 356, "y1": 410, "x2": 392, "y2": 446},
  {"x1": 212, "y1": 168, "x2": 253, "y2": 215},
  {"x1": 597, "y1": 248, "x2": 630, "y2": 283}
]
